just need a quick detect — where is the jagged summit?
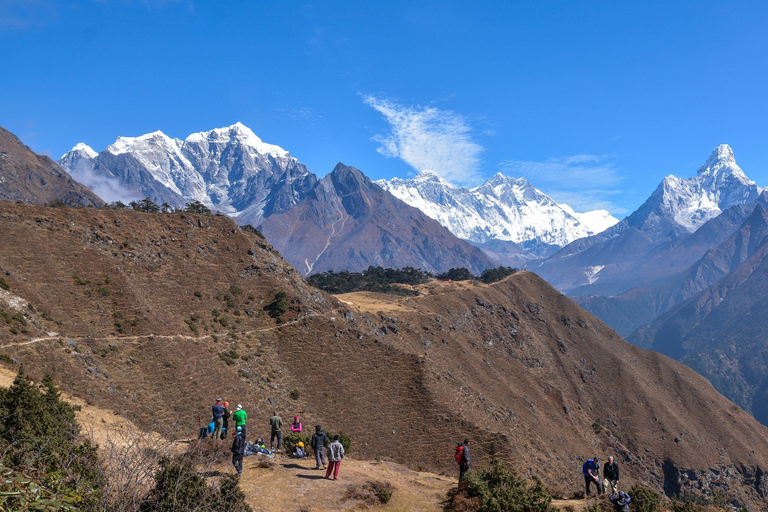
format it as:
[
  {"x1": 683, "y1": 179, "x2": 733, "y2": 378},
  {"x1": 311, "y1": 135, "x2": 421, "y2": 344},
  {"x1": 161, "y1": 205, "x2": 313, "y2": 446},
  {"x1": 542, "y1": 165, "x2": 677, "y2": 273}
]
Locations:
[
  {"x1": 185, "y1": 122, "x2": 290, "y2": 159},
  {"x1": 377, "y1": 171, "x2": 618, "y2": 251},
  {"x1": 70, "y1": 142, "x2": 98, "y2": 159},
  {"x1": 695, "y1": 143, "x2": 751, "y2": 186},
  {"x1": 58, "y1": 123, "x2": 313, "y2": 225}
]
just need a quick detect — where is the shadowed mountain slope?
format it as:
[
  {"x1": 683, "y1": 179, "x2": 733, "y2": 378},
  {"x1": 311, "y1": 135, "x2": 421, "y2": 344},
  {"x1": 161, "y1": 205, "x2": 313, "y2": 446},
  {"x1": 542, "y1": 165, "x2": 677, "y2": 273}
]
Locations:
[
  {"x1": 0, "y1": 127, "x2": 104, "y2": 207},
  {"x1": 576, "y1": 195, "x2": 768, "y2": 336},
  {"x1": 259, "y1": 163, "x2": 497, "y2": 276},
  {"x1": 0, "y1": 202, "x2": 768, "y2": 507},
  {"x1": 630, "y1": 206, "x2": 768, "y2": 426}
]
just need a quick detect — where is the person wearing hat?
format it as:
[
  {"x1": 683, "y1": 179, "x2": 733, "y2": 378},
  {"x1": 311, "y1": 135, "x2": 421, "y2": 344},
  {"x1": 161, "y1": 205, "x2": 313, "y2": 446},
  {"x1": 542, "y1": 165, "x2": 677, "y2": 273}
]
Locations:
[
  {"x1": 231, "y1": 426, "x2": 246, "y2": 476},
  {"x1": 232, "y1": 404, "x2": 247, "y2": 438},
  {"x1": 292, "y1": 441, "x2": 306, "y2": 458},
  {"x1": 583, "y1": 456, "x2": 602, "y2": 496},
  {"x1": 325, "y1": 434, "x2": 345, "y2": 480},
  {"x1": 211, "y1": 398, "x2": 225, "y2": 440},
  {"x1": 311, "y1": 424, "x2": 328, "y2": 469},
  {"x1": 221, "y1": 401, "x2": 231, "y2": 439},
  {"x1": 291, "y1": 415, "x2": 303, "y2": 433}
]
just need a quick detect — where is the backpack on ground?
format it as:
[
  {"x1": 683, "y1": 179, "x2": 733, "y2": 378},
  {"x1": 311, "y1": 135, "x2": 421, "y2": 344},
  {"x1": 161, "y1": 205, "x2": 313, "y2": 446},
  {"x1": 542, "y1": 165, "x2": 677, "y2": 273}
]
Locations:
[{"x1": 454, "y1": 444, "x2": 464, "y2": 465}]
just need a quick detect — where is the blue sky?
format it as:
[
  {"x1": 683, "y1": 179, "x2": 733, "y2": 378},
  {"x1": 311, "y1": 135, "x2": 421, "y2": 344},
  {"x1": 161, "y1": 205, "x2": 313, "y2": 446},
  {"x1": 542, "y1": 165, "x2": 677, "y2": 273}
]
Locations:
[{"x1": 2, "y1": 1, "x2": 768, "y2": 217}]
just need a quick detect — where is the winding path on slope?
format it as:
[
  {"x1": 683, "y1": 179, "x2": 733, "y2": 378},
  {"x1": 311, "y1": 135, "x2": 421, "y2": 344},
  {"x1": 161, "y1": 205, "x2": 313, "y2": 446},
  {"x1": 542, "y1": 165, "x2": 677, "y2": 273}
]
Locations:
[{"x1": 0, "y1": 312, "x2": 325, "y2": 351}]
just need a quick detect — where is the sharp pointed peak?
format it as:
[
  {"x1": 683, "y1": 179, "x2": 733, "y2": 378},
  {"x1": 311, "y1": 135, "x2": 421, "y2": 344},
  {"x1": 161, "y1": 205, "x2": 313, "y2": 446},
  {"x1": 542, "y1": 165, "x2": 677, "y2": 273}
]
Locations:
[
  {"x1": 66, "y1": 143, "x2": 98, "y2": 159},
  {"x1": 697, "y1": 144, "x2": 743, "y2": 177}
]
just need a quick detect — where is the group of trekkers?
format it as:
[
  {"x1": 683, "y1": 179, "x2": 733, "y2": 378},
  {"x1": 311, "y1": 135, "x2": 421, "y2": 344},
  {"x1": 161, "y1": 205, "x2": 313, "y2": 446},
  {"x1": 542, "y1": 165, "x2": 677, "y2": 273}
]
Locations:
[
  {"x1": 583, "y1": 455, "x2": 631, "y2": 511},
  {"x1": 206, "y1": 398, "x2": 345, "y2": 480}
]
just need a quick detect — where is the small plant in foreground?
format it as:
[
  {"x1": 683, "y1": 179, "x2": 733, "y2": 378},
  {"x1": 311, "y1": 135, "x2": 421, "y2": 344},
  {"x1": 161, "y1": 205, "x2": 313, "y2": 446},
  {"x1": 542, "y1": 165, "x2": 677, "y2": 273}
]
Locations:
[{"x1": 444, "y1": 459, "x2": 554, "y2": 512}]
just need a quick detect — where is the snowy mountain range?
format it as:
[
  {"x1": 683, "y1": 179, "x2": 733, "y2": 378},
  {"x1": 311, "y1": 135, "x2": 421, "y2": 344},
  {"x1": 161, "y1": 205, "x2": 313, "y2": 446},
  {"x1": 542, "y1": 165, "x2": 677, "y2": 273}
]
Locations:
[
  {"x1": 59, "y1": 123, "x2": 317, "y2": 227},
  {"x1": 535, "y1": 143, "x2": 765, "y2": 335},
  {"x1": 376, "y1": 171, "x2": 618, "y2": 261}
]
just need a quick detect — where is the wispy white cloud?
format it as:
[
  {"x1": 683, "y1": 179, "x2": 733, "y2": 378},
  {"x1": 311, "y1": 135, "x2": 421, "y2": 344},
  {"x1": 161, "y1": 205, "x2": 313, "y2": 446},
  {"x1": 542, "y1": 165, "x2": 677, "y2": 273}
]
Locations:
[
  {"x1": 501, "y1": 155, "x2": 627, "y2": 214},
  {"x1": 363, "y1": 95, "x2": 484, "y2": 186}
]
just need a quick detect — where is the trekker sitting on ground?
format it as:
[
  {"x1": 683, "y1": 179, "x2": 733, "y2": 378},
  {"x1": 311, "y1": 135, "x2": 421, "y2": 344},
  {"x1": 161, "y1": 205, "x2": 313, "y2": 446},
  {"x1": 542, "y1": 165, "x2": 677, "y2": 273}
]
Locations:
[
  {"x1": 291, "y1": 441, "x2": 306, "y2": 458},
  {"x1": 609, "y1": 491, "x2": 631, "y2": 511}
]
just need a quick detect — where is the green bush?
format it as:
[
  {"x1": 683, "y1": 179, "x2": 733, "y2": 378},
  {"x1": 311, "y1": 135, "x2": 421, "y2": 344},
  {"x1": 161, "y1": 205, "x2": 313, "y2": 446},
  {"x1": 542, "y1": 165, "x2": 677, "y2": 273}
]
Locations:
[
  {"x1": 629, "y1": 484, "x2": 662, "y2": 512},
  {"x1": 0, "y1": 464, "x2": 81, "y2": 510},
  {"x1": 436, "y1": 267, "x2": 473, "y2": 281},
  {"x1": 669, "y1": 500, "x2": 702, "y2": 512},
  {"x1": 479, "y1": 266, "x2": 518, "y2": 284},
  {"x1": 289, "y1": 389, "x2": 300, "y2": 400},
  {"x1": 0, "y1": 369, "x2": 105, "y2": 511},
  {"x1": 264, "y1": 291, "x2": 290, "y2": 319},
  {"x1": 283, "y1": 432, "x2": 312, "y2": 456},
  {"x1": 0, "y1": 277, "x2": 9, "y2": 290},
  {"x1": 444, "y1": 460, "x2": 554, "y2": 512},
  {"x1": 139, "y1": 455, "x2": 251, "y2": 511}
]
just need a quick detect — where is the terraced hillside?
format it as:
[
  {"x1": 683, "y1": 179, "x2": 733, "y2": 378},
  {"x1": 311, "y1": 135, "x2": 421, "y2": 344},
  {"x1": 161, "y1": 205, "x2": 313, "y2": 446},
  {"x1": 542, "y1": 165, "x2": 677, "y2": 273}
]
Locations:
[{"x1": 1, "y1": 201, "x2": 767, "y2": 507}]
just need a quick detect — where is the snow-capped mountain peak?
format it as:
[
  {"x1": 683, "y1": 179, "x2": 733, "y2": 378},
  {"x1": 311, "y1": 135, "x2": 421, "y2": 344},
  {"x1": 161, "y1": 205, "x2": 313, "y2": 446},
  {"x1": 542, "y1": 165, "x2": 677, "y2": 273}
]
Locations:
[
  {"x1": 629, "y1": 144, "x2": 763, "y2": 234},
  {"x1": 185, "y1": 122, "x2": 290, "y2": 159},
  {"x1": 696, "y1": 143, "x2": 750, "y2": 184},
  {"x1": 377, "y1": 171, "x2": 619, "y2": 250},
  {"x1": 58, "y1": 123, "x2": 314, "y2": 226},
  {"x1": 106, "y1": 130, "x2": 181, "y2": 156},
  {"x1": 69, "y1": 143, "x2": 98, "y2": 159}
]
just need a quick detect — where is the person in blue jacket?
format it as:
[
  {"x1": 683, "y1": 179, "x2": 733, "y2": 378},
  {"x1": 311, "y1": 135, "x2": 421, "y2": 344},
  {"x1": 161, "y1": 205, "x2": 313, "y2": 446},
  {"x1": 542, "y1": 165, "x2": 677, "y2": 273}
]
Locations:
[
  {"x1": 582, "y1": 457, "x2": 602, "y2": 496},
  {"x1": 609, "y1": 491, "x2": 631, "y2": 511}
]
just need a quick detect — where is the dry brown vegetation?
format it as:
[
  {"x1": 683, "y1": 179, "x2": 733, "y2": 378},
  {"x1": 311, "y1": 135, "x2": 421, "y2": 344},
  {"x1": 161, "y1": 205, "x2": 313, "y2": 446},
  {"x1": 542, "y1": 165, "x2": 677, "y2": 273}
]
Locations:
[{"x1": 1, "y1": 202, "x2": 768, "y2": 509}]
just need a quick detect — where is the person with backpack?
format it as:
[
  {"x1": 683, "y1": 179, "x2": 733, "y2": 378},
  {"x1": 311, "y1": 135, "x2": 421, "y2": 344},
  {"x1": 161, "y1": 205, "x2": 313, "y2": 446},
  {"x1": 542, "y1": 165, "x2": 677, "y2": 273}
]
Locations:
[
  {"x1": 232, "y1": 404, "x2": 247, "y2": 438},
  {"x1": 455, "y1": 439, "x2": 470, "y2": 482},
  {"x1": 603, "y1": 455, "x2": 620, "y2": 495},
  {"x1": 609, "y1": 491, "x2": 631, "y2": 511},
  {"x1": 311, "y1": 424, "x2": 328, "y2": 470},
  {"x1": 582, "y1": 456, "x2": 602, "y2": 496},
  {"x1": 231, "y1": 426, "x2": 246, "y2": 476},
  {"x1": 325, "y1": 434, "x2": 345, "y2": 480},
  {"x1": 211, "y1": 398, "x2": 225, "y2": 440}
]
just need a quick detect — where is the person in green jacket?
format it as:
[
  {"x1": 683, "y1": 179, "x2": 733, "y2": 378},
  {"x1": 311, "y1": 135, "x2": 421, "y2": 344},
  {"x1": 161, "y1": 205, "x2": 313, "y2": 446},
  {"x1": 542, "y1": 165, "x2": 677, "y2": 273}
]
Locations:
[
  {"x1": 232, "y1": 404, "x2": 247, "y2": 438},
  {"x1": 270, "y1": 410, "x2": 283, "y2": 450}
]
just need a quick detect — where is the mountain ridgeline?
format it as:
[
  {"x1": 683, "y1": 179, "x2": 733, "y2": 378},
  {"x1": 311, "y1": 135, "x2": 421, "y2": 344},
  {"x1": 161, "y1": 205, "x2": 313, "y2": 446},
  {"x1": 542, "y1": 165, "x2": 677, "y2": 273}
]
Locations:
[{"x1": 1, "y1": 201, "x2": 768, "y2": 507}]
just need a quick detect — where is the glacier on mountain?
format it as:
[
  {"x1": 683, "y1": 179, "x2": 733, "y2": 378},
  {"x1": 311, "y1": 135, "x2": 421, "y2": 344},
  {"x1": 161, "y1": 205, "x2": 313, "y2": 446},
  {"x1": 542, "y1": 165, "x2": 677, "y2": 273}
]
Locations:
[
  {"x1": 376, "y1": 171, "x2": 618, "y2": 248},
  {"x1": 626, "y1": 144, "x2": 763, "y2": 236},
  {"x1": 59, "y1": 123, "x2": 315, "y2": 226}
]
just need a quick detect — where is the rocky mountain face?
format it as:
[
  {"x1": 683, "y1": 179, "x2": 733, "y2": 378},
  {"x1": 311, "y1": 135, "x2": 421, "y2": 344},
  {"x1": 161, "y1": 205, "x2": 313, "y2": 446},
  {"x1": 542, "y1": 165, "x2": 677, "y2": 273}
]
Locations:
[
  {"x1": 59, "y1": 125, "x2": 499, "y2": 275},
  {"x1": 377, "y1": 171, "x2": 618, "y2": 265},
  {"x1": 58, "y1": 123, "x2": 317, "y2": 226},
  {"x1": 2, "y1": 201, "x2": 768, "y2": 507},
  {"x1": 629, "y1": 201, "x2": 768, "y2": 426},
  {"x1": 0, "y1": 127, "x2": 104, "y2": 207},
  {"x1": 260, "y1": 163, "x2": 498, "y2": 275},
  {"x1": 578, "y1": 194, "x2": 768, "y2": 336},
  {"x1": 535, "y1": 145, "x2": 764, "y2": 333}
]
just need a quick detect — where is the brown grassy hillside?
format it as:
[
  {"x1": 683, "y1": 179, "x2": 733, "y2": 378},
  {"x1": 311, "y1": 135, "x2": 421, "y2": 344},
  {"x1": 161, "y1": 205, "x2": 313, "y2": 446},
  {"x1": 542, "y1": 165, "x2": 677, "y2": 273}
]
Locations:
[{"x1": 1, "y1": 201, "x2": 768, "y2": 508}]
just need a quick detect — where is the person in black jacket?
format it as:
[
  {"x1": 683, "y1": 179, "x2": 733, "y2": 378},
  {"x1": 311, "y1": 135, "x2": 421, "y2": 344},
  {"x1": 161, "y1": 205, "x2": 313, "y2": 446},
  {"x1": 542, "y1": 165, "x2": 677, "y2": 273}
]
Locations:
[
  {"x1": 603, "y1": 455, "x2": 620, "y2": 495},
  {"x1": 231, "y1": 426, "x2": 246, "y2": 476},
  {"x1": 459, "y1": 439, "x2": 471, "y2": 482},
  {"x1": 311, "y1": 424, "x2": 329, "y2": 470}
]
